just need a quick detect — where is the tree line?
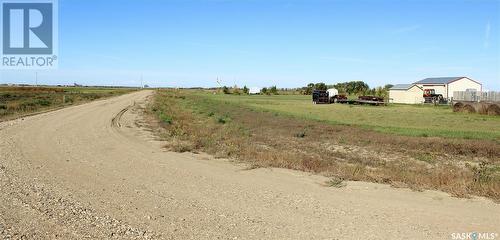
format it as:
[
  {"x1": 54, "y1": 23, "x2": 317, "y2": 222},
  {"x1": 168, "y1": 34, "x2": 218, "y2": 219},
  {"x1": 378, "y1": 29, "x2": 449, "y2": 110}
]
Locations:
[
  {"x1": 219, "y1": 81, "x2": 394, "y2": 98},
  {"x1": 301, "y1": 81, "x2": 393, "y2": 98},
  {"x1": 221, "y1": 85, "x2": 279, "y2": 95}
]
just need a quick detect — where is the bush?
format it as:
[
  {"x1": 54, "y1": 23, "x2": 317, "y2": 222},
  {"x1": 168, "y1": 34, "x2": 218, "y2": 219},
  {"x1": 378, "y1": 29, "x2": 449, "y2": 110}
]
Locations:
[
  {"x1": 261, "y1": 87, "x2": 268, "y2": 95},
  {"x1": 217, "y1": 117, "x2": 227, "y2": 124},
  {"x1": 65, "y1": 97, "x2": 74, "y2": 104},
  {"x1": 487, "y1": 104, "x2": 500, "y2": 115},
  {"x1": 83, "y1": 93, "x2": 101, "y2": 100},
  {"x1": 295, "y1": 131, "x2": 306, "y2": 138},
  {"x1": 36, "y1": 99, "x2": 52, "y2": 106},
  {"x1": 269, "y1": 86, "x2": 278, "y2": 95},
  {"x1": 233, "y1": 88, "x2": 241, "y2": 95},
  {"x1": 1, "y1": 93, "x2": 11, "y2": 99},
  {"x1": 20, "y1": 101, "x2": 37, "y2": 110},
  {"x1": 159, "y1": 112, "x2": 173, "y2": 125}
]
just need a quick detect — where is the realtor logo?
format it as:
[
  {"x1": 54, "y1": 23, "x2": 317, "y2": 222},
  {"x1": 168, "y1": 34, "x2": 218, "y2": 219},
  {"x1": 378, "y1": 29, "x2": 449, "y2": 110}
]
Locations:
[{"x1": 1, "y1": 0, "x2": 58, "y2": 69}]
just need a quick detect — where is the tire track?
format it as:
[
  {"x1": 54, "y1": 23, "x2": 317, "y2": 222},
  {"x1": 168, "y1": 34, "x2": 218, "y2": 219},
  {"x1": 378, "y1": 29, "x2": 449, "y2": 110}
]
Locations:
[{"x1": 111, "y1": 102, "x2": 135, "y2": 128}]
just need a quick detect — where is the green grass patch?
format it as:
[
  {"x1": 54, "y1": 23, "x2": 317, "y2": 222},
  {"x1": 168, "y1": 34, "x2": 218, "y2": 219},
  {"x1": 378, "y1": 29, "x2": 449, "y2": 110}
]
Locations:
[{"x1": 190, "y1": 91, "x2": 500, "y2": 141}]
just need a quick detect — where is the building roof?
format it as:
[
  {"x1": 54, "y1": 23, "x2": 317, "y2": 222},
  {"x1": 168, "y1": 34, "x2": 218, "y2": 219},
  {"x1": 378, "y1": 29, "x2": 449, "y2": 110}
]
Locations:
[
  {"x1": 390, "y1": 84, "x2": 415, "y2": 90},
  {"x1": 414, "y1": 77, "x2": 464, "y2": 85}
]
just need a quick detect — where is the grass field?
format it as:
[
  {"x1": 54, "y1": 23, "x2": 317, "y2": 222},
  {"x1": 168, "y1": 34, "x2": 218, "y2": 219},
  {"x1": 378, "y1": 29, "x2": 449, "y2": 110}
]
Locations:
[
  {"x1": 148, "y1": 89, "x2": 500, "y2": 201},
  {"x1": 0, "y1": 86, "x2": 136, "y2": 121},
  {"x1": 197, "y1": 92, "x2": 500, "y2": 141}
]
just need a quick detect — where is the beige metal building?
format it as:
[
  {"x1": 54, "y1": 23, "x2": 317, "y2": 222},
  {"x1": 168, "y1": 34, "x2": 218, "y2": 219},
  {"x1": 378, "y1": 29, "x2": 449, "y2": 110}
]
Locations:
[
  {"x1": 413, "y1": 77, "x2": 482, "y2": 99},
  {"x1": 389, "y1": 84, "x2": 424, "y2": 104},
  {"x1": 389, "y1": 77, "x2": 482, "y2": 104}
]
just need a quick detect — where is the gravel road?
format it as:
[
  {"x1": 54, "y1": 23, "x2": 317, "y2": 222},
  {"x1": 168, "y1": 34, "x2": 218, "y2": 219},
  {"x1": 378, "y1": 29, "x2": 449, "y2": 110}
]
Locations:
[{"x1": 0, "y1": 90, "x2": 498, "y2": 239}]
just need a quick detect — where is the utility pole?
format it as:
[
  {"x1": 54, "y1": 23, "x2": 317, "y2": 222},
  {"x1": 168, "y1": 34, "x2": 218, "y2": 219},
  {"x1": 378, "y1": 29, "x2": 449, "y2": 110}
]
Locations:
[
  {"x1": 35, "y1": 72, "x2": 38, "y2": 86},
  {"x1": 140, "y1": 74, "x2": 144, "y2": 89},
  {"x1": 216, "y1": 76, "x2": 223, "y2": 87}
]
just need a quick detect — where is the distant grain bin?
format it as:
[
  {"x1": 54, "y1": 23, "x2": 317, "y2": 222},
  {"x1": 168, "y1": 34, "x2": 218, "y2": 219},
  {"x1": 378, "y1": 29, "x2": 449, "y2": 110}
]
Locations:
[{"x1": 389, "y1": 77, "x2": 482, "y2": 104}]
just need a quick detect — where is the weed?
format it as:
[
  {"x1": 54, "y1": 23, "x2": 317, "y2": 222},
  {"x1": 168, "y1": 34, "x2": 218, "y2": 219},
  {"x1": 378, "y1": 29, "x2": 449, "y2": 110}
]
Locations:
[
  {"x1": 172, "y1": 142, "x2": 193, "y2": 153},
  {"x1": 472, "y1": 162, "x2": 493, "y2": 184},
  {"x1": 244, "y1": 163, "x2": 262, "y2": 170},
  {"x1": 159, "y1": 112, "x2": 173, "y2": 125},
  {"x1": 414, "y1": 153, "x2": 435, "y2": 164},
  {"x1": 36, "y1": 99, "x2": 51, "y2": 106},
  {"x1": 326, "y1": 177, "x2": 346, "y2": 188},
  {"x1": 217, "y1": 117, "x2": 227, "y2": 124},
  {"x1": 295, "y1": 131, "x2": 306, "y2": 138}
]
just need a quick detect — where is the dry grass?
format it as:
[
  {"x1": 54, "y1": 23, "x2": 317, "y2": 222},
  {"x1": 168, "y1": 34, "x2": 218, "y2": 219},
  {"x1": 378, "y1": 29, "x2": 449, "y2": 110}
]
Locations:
[
  {"x1": 147, "y1": 90, "x2": 500, "y2": 201},
  {"x1": 0, "y1": 86, "x2": 136, "y2": 121}
]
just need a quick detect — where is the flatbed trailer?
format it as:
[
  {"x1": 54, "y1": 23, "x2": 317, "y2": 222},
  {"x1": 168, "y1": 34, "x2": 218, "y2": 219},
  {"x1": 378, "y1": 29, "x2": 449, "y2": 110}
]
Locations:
[
  {"x1": 337, "y1": 99, "x2": 386, "y2": 106},
  {"x1": 337, "y1": 96, "x2": 386, "y2": 106},
  {"x1": 311, "y1": 90, "x2": 386, "y2": 106}
]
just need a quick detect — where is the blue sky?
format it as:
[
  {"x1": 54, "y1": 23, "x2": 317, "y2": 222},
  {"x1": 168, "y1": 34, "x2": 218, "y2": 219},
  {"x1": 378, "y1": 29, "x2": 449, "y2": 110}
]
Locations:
[{"x1": 1, "y1": 0, "x2": 499, "y2": 90}]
